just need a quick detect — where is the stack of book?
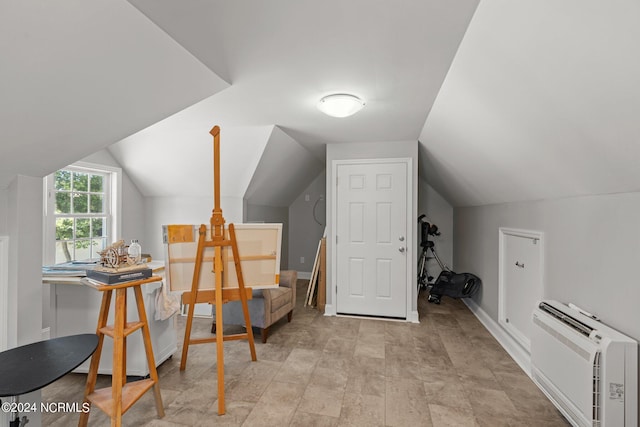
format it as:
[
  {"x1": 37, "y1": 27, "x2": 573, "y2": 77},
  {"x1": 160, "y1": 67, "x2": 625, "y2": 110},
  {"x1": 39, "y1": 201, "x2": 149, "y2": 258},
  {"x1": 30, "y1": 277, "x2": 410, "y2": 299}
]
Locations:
[{"x1": 85, "y1": 265, "x2": 152, "y2": 285}]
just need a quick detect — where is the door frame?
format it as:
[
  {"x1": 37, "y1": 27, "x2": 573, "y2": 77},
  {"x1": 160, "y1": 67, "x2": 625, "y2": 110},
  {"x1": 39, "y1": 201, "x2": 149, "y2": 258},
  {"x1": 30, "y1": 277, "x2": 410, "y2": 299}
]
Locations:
[
  {"x1": 331, "y1": 158, "x2": 413, "y2": 320},
  {"x1": 498, "y1": 227, "x2": 545, "y2": 352}
]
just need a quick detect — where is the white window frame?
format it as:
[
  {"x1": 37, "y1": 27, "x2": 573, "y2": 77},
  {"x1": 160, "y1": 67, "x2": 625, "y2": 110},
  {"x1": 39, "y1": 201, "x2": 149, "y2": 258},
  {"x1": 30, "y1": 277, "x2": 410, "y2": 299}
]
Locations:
[{"x1": 43, "y1": 161, "x2": 122, "y2": 265}]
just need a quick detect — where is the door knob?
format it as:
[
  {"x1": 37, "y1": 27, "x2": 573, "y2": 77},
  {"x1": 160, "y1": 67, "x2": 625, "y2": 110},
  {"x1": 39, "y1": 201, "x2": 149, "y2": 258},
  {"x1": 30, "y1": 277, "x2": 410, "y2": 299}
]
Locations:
[
  {"x1": 399, "y1": 236, "x2": 405, "y2": 241},
  {"x1": 399, "y1": 247, "x2": 405, "y2": 253}
]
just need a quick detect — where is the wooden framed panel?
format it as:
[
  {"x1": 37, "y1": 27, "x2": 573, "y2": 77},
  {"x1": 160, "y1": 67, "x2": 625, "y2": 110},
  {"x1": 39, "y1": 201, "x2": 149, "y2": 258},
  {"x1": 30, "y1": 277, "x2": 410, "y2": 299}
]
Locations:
[{"x1": 163, "y1": 223, "x2": 282, "y2": 292}]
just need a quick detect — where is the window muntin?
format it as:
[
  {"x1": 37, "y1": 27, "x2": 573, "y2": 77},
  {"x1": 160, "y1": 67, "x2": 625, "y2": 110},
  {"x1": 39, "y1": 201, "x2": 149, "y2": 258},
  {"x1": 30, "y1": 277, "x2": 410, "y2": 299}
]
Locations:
[{"x1": 45, "y1": 164, "x2": 120, "y2": 264}]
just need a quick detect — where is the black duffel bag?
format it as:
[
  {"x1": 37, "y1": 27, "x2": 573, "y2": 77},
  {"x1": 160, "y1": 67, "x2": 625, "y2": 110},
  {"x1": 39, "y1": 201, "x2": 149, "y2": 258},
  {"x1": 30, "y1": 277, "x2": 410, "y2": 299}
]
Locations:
[{"x1": 427, "y1": 271, "x2": 481, "y2": 304}]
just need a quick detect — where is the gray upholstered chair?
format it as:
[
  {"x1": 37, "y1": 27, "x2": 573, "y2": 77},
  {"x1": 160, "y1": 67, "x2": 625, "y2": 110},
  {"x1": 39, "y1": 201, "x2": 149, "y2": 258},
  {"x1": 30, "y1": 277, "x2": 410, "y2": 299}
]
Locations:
[{"x1": 211, "y1": 270, "x2": 297, "y2": 343}]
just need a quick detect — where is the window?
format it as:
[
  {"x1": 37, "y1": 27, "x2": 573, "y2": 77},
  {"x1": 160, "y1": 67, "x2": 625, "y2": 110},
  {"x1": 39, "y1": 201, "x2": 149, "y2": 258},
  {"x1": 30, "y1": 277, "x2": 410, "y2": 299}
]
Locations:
[{"x1": 44, "y1": 162, "x2": 121, "y2": 264}]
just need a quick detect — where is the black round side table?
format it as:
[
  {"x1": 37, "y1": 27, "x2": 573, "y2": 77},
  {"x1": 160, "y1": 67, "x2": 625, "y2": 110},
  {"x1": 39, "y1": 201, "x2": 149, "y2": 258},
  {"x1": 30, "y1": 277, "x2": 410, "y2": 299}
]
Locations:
[{"x1": 0, "y1": 334, "x2": 98, "y2": 426}]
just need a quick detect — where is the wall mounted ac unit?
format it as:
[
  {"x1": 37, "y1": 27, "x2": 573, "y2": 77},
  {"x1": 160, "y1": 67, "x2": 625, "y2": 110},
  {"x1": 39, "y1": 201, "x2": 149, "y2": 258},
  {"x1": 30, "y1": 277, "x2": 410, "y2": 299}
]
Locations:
[{"x1": 531, "y1": 300, "x2": 637, "y2": 427}]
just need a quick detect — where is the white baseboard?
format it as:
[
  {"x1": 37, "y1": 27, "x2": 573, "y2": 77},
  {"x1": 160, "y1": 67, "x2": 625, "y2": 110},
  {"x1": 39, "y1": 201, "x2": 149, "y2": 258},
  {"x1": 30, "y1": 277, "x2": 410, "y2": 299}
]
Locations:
[
  {"x1": 41, "y1": 327, "x2": 51, "y2": 340},
  {"x1": 463, "y1": 299, "x2": 531, "y2": 376},
  {"x1": 297, "y1": 271, "x2": 312, "y2": 280},
  {"x1": 323, "y1": 304, "x2": 336, "y2": 316},
  {"x1": 407, "y1": 310, "x2": 419, "y2": 323}
]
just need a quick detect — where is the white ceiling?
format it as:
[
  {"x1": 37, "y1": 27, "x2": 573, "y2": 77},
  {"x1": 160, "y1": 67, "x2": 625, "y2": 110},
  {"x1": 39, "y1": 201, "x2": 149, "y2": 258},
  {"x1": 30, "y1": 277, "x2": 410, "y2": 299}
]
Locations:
[
  {"x1": 0, "y1": 0, "x2": 226, "y2": 188},
  {"x1": 0, "y1": 0, "x2": 479, "y2": 204},
  {"x1": 420, "y1": 0, "x2": 640, "y2": 207},
  {"x1": 112, "y1": 0, "x2": 478, "y2": 206},
  {"x1": 5, "y1": 1, "x2": 636, "y2": 209},
  {"x1": 126, "y1": 0, "x2": 479, "y2": 155},
  {"x1": 244, "y1": 127, "x2": 324, "y2": 207}
]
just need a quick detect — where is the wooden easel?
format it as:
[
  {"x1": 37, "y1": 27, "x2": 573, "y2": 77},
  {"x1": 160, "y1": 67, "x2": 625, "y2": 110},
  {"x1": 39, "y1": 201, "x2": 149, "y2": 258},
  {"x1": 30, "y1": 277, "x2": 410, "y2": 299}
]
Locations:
[
  {"x1": 79, "y1": 276, "x2": 165, "y2": 427},
  {"x1": 179, "y1": 126, "x2": 256, "y2": 415}
]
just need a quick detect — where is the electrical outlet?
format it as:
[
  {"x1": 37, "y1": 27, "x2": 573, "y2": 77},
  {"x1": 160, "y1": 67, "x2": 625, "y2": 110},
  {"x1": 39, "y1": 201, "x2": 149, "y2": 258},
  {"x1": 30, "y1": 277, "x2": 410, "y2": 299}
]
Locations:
[
  {"x1": 300, "y1": 256, "x2": 305, "y2": 264},
  {"x1": 305, "y1": 194, "x2": 310, "y2": 202}
]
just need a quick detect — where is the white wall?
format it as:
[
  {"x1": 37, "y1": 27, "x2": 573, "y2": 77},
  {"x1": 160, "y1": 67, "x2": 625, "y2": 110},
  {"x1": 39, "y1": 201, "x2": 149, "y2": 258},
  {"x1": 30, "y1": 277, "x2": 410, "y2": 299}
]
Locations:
[
  {"x1": 7, "y1": 176, "x2": 43, "y2": 346},
  {"x1": 0, "y1": 188, "x2": 6, "y2": 360},
  {"x1": 0, "y1": 188, "x2": 7, "y2": 233},
  {"x1": 144, "y1": 196, "x2": 243, "y2": 262},
  {"x1": 325, "y1": 141, "x2": 419, "y2": 318},
  {"x1": 418, "y1": 177, "x2": 454, "y2": 278},
  {"x1": 6, "y1": 175, "x2": 44, "y2": 426},
  {"x1": 454, "y1": 191, "x2": 640, "y2": 344},
  {"x1": 288, "y1": 172, "x2": 326, "y2": 275}
]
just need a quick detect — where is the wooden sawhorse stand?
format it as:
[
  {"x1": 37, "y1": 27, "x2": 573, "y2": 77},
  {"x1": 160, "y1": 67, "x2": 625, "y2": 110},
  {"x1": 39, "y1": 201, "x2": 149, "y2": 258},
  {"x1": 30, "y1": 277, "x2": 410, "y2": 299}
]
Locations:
[
  {"x1": 79, "y1": 276, "x2": 165, "y2": 427},
  {"x1": 178, "y1": 126, "x2": 257, "y2": 416}
]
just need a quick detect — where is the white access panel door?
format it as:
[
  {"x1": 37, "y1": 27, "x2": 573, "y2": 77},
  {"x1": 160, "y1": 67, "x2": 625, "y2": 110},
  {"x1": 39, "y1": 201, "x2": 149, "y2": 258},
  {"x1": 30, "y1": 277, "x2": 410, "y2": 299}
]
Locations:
[
  {"x1": 499, "y1": 228, "x2": 544, "y2": 353},
  {"x1": 336, "y1": 161, "x2": 408, "y2": 318}
]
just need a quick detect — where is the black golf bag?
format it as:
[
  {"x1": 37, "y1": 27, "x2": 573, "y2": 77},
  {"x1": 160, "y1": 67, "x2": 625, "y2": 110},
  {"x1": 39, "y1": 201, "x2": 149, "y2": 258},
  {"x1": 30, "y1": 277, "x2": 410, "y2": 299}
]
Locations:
[{"x1": 427, "y1": 270, "x2": 481, "y2": 304}]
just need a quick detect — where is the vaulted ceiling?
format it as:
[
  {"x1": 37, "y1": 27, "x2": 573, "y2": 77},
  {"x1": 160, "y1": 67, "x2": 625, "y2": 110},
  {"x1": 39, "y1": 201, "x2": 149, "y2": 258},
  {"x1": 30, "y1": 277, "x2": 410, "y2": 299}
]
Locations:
[
  {"x1": 3, "y1": 1, "x2": 638, "y2": 209},
  {"x1": 420, "y1": 1, "x2": 640, "y2": 207},
  {"x1": 0, "y1": 0, "x2": 226, "y2": 188}
]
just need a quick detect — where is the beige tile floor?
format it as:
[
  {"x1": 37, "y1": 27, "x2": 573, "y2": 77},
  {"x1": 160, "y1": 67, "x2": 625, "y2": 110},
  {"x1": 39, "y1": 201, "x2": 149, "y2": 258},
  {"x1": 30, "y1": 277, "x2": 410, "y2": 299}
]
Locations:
[{"x1": 42, "y1": 280, "x2": 570, "y2": 426}]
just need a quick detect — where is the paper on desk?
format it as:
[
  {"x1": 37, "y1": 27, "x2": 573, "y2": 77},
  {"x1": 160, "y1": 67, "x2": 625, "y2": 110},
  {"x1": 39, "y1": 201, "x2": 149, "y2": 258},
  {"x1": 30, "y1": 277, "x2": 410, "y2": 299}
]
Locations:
[
  {"x1": 43, "y1": 260, "x2": 99, "y2": 276},
  {"x1": 42, "y1": 267, "x2": 86, "y2": 276}
]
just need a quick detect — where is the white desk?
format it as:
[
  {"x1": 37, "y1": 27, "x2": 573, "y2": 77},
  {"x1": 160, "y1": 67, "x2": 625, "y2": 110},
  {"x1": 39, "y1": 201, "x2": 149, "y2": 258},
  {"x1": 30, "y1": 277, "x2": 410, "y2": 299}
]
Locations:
[{"x1": 43, "y1": 261, "x2": 177, "y2": 376}]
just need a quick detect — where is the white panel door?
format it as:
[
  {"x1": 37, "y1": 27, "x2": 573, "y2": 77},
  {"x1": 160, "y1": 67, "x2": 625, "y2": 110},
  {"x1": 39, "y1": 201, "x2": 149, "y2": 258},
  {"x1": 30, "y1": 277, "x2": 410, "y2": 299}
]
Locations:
[
  {"x1": 336, "y1": 161, "x2": 408, "y2": 318},
  {"x1": 499, "y1": 229, "x2": 544, "y2": 352}
]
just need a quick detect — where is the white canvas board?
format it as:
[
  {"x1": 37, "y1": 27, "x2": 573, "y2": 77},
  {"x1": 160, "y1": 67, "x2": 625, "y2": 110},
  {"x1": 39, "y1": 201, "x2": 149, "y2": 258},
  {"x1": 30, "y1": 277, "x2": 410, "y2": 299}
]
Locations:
[{"x1": 164, "y1": 223, "x2": 282, "y2": 292}]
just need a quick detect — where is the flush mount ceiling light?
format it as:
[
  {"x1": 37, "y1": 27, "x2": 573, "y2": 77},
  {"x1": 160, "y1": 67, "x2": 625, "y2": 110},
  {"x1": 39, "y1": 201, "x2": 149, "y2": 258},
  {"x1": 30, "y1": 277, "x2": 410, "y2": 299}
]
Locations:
[{"x1": 317, "y1": 94, "x2": 365, "y2": 118}]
